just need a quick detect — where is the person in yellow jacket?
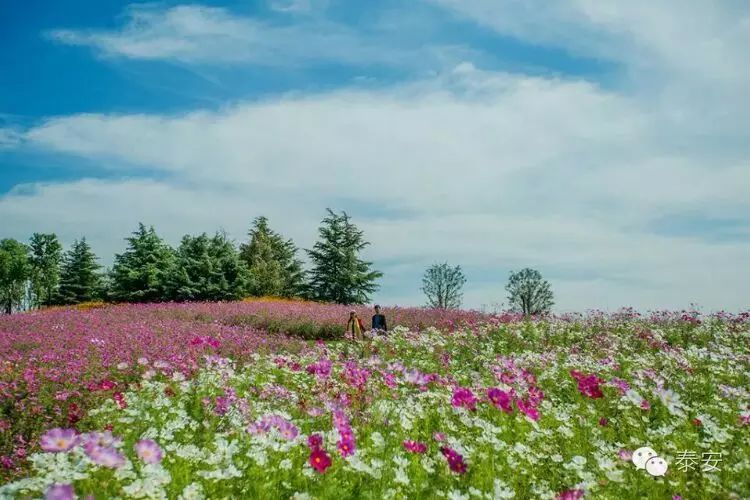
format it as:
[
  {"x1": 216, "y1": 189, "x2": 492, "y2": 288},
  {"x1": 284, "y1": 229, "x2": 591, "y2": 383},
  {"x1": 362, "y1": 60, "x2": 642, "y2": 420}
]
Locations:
[{"x1": 346, "y1": 310, "x2": 366, "y2": 340}]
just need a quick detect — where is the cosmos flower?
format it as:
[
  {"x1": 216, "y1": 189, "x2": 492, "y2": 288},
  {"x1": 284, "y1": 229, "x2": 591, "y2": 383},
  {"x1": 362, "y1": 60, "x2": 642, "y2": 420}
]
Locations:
[
  {"x1": 40, "y1": 428, "x2": 78, "y2": 453},
  {"x1": 556, "y1": 489, "x2": 584, "y2": 500},
  {"x1": 451, "y1": 387, "x2": 477, "y2": 411},
  {"x1": 135, "y1": 439, "x2": 163, "y2": 464},
  {"x1": 309, "y1": 448, "x2": 332, "y2": 473},
  {"x1": 45, "y1": 484, "x2": 75, "y2": 500},
  {"x1": 403, "y1": 440, "x2": 428, "y2": 453},
  {"x1": 87, "y1": 445, "x2": 126, "y2": 468},
  {"x1": 307, "y1": 434, "x2": 323, "y2": 450},
  {"x1": 487, "y1": 388, "x2": 513, "y2": 413},
  {"x1": 440, "y1": 446, "x2": 467, "y2": 474}
]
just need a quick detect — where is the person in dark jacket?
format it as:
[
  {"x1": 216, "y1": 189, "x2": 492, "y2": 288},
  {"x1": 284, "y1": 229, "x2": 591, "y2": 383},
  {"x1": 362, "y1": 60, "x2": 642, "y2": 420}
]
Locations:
[{"x1": 371, "y1": 305, "x2": 387, "y2": 332}]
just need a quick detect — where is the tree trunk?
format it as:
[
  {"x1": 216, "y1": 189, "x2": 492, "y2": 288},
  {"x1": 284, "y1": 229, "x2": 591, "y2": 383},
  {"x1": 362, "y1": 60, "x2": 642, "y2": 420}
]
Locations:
[{"x1": 4, "y1": 301, "x2": 11, "y2": 315}]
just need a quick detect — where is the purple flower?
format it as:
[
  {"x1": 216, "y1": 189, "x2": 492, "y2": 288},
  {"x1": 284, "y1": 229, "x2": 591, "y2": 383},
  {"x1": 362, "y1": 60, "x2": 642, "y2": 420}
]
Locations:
[
  {"x1": 307, "y1": 433, "x2": 323, "y2": 450},
  {"x1": 451, "y1": 387, "x2": 477, "y2": 411},
  {"x1": 40, "y1": 428, "x2": 78, "y2": 453},
  {"x1": 135, "y1": 439, "x2": 163, "y2": 464},
  {"x1": 87, "y1": 446, "x2": 126, "y2": 468},
  {"x1": 403, "y1": 440, "x2": 428, "y2": 453},
  {"x1": 45, "y1": 484, "x2": 75, "y2": 500},
  {"x1": 487, "y1": 388, "x2": 513, "y2": 413}
]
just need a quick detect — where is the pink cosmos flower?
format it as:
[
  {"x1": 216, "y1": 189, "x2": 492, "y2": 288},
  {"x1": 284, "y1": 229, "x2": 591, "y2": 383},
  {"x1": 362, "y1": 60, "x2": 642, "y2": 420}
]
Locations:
[
  {"x1": 599, "y1": 418, "x2": 608, "y2": 426},
  {"x1": 134, "y1": 439, "x2": 163, "y2": 464},
  {"x1": 40, "y1": 428, "x2": 78, "y2": 453},
  {"x1": 307, "y1": 407, "x2": 325, "y2": 417},
  {"x1": 337, "y1": 438, "x2": 356, "y2": 457},
  {"x1": 487, "y1": 388, "x2": 513, "y2": 413},
  {"x1": 433, "y1": 432, "x2": 446, "y2": 442},
  {"x1": 113, "y1": 392, "x2": 127, "y2": 409},
  {"x1": 440, "y1": 446, "x2": 467, "y2": 474},
  {"x1": 618, "y1": 449, "x2": 633, "y2": 461},
  {"x1": 516, "y1": 399, "x2": 540, "y2": 422},
  {"x1": 82, "y1": 431, "x2": 121, "y2": 454},
  {"x1": 570, "y1": 371, "x2": 605, "y2": 399},
  {"x1": 451, "y1": 387, "x2": 477, "y2": 411},
  {"x1": 87, "y1": 445, "x2": 126, "y2": 468},
  {"x1": 309, "y1": 448, "x2": 332, "y2": 473},
  {"x1": 45, "y1": 484, "x2": 75, "y2": 500},
  {"x1": 307, "y1": 433, "x2": 323, "y2": 450},
  {"x1": 99, "y1": 380, "x2": 116, "y2": 391},
  {"x1": 557, "y1": 489, "x2": 584, "y2": 500},
  {"x1": 640, "y1": 399, "x2": 651, "y2": 410},
  {"x1": 403, "y1": 440, "x2": 428, "y2": 453}
]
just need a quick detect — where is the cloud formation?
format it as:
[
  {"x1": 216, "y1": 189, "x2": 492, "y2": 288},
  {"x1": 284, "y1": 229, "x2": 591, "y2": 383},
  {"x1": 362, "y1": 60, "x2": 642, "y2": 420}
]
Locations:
[{"x1": 3, "y1": 1, "x2": 749, "y2": 311}]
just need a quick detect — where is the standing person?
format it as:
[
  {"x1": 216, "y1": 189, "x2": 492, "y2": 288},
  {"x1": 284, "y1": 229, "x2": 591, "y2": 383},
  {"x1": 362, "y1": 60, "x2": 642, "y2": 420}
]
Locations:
[
  {"x1": 347, "y1": 310, "x2": 365, "y2": 340},
  {"x1": 372, "y1": 305, "x2": 388, "y2": 333}
]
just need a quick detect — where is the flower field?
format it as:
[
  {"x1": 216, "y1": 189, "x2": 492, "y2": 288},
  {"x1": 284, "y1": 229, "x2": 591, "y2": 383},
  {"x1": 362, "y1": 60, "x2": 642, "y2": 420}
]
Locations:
[{"x1": 1, "y1": 301, "x2": 749, "y2": 499}]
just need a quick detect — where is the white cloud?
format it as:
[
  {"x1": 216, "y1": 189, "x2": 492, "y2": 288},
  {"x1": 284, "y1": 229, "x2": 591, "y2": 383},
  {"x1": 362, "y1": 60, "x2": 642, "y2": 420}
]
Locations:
[{"x1": 45, "y1": 3, "x2": 460, "y2": 69}]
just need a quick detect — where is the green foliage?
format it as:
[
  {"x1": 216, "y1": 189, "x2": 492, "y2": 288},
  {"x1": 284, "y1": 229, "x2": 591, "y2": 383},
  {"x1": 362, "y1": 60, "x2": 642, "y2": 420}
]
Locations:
[
  {"x1": 28, "y1": 233, "x2": 63, "y2": 307},
  {"x1": 57, "y1": 239, "x2": 102, "y2": 305},
  {"x1": 506, "y1": 267, "x2": 554, "y2": 316},
  {"x1": 0, "y1": 239, "x2": 31, "y2": 314},
  {"x1": 170, "y1": 232, "x2": 251, "y2": 301},
  {"x1": 110, "y1": 224, "x2": 175, "y2": 303},
  {"x1": 239, "y1": 217, "x2": 305, "y2": 297},
  {"x1": 305, "y1": 209, "x2": 382, "y2": 305},
  {"x1": 421, "y1": 262, "x2": 467, "y2": 309}
]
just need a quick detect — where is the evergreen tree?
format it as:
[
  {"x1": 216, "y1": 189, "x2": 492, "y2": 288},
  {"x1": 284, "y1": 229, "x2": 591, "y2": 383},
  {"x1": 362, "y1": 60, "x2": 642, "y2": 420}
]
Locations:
[
  {"x1": 57, "y1": 238, "x2": 102, "y2": 304},
  {"x1": 0, "y1": 239, "x2": 30, "y2": 314},
  {"x1": 110, "y1": 224, "x2": 175, "y2": 303},
  {"x1": 239, "y1": 217, "x2": 304, "y2": 297},
  {"x1": 506, "y1": 268, "x2": 554, "y2": 316},
  {"x1": 170, "y1": 232, "x2": 250, "y2": 301},
  {"x1": 28, "y1": 233, "x2": 63, "y2": 307},
  {"x1": 421, "y1": 262, "x2": 467, "y2": 309},
  {"x1": 305, "y1": 209, "x2": 382, "y2": 304}
]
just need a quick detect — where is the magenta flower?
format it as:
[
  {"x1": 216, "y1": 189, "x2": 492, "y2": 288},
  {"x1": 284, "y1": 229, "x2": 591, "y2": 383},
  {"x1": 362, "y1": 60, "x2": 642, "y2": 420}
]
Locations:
[
  {"x1": 556, "y1": 489, "x2": 584, "y2": 500},
  {"x1": 440, "y1": 446, "x2": 467, "y2": 474},
  {"x1": 618, "y1": 449, "x2": 633, "y2": 461},
  {"x1": 433, "y1": 432, "x2": 446, "y2": 442},
  {"x1": 309, "y1": 448, "x2": 332, "y2": 473},
  {"x1": 113, "y1": 392, "x2": 127, "y2": 409},
  {"x1": 307, "y1": 433, "x2": 323, "y2": 450},
  {"x1": 570, "y1": 371, "x2": 604, "y2": 399},
  {"x1": 487, "y1": 388, "x2": 513, "y2": 413},
  {"x1": 599, "y1": 417, "x2": 608, "y2": 426},
  {"x1": 516, "y1": 399, "x2": 540, "y2": 422},
  {"x1": 337, "y1": 439, "x2": 355, "y2": 457},
  {"x1": 135, "y1": 439, "x2": 163, "y2": 464},
  {"x1": 45, "y1": 484, "x2": 75, "y2": 500},
  {"x1": 40, "y1": 428, "x2": 78, "y2": 453},
  {"x1": 403, "y1": 440, "x2": 428, "y2": 454},
  {"x1": 451, "y1": 387, "x2": 477, "y2": 411}
]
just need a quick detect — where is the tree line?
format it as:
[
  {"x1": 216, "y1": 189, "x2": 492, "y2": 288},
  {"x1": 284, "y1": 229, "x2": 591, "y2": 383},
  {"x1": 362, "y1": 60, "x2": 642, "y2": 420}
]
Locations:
[
  {"x1": 0, "y1": 210, "x2": 381, "y2": 313},
  {"x1": 1, "y1": 208, "x2": 554, "y2": 315}
]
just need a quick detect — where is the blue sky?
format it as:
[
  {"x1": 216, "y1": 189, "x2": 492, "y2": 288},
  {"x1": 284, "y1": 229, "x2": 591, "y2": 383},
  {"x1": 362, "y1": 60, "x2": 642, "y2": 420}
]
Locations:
[{"x1": 1, "y1": 0, "x2": 749, "y2": 311}]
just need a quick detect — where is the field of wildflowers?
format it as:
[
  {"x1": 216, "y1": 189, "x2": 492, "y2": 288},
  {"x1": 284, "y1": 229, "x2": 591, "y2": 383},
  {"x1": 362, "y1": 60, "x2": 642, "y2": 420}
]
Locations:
[{"x1": 1, "y1": 300, "x2": 748, "y2": 499}]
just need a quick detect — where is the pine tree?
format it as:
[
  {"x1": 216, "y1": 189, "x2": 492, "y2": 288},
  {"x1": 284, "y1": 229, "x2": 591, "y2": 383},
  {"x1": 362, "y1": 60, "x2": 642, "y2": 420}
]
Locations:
[
  {"x1": 0, "y1": 239, "x2": 30, "y2": 314},
  {"x1": 28, "y1": 233, "x2": 63, "y2": 307},
  {"x1": 57, "y1": 238, "x2": 102, "y2": 304},
  {"x1": 239, "y1": 217, "x2": 304, "y2": 297},
  {"x1": 110, "y1": 223, "x2": 175, "y2": 303},
  {"x1": 305, "y1": 209, "x2": 382, "y2": 304},
  {"x1": 170, "y1": 232, "x2": 250, "y2": 301}
]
